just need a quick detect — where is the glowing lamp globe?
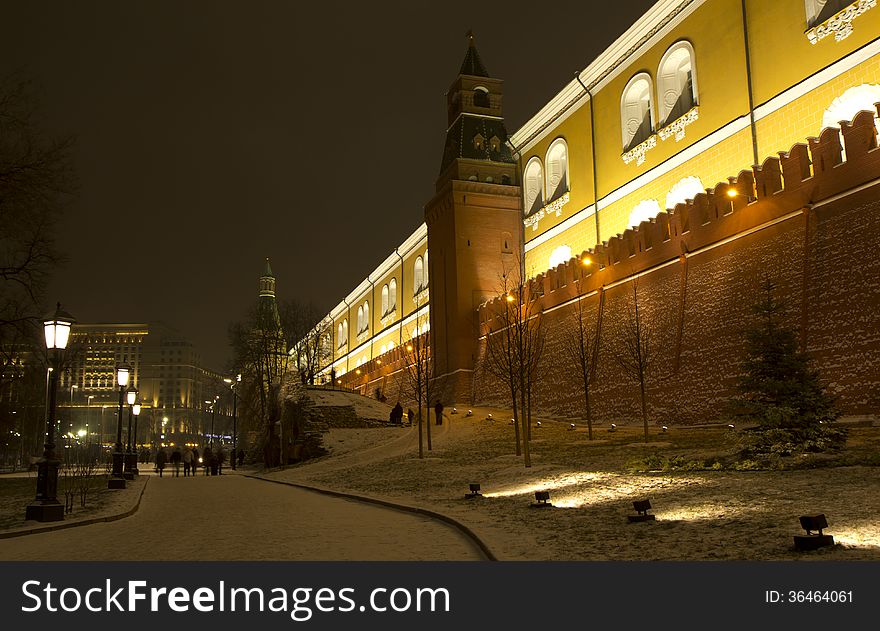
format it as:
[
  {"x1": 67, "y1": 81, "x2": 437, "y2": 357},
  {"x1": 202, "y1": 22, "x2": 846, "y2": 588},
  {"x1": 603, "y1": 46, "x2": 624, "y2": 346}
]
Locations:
[
  {"x1": 126, "y1": 388, "x2": 138, "y2": 406},
  {"x1": 132, "y1": 403, "x2": 141, "y2": 416},
  {"x1": 116, "y1": 364, "x2": 131, "y2": 388},
  {"x1": 43, "y1": 303, "x2": 76, "y2": 350}
]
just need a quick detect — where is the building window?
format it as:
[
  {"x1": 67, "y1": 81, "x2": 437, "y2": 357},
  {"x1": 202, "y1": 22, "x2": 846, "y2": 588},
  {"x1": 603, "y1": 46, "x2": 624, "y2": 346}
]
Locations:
[
  {"x1": 621, "y1": 73, "x2": 656, "y2": 151},
  {"x1": 381, "y1": 284, "x2": 390, "y2": 315},
  {"x1": 658, "y1": 41, "x2": 698, "y2": 126},
  {"x1": 548, "y1": 245, "x2": 572, "y2": 270},
  {"x1": 806, "y1": 0, "x2": 854, "y2": 27},
  {"x1": 337, "y1": 320, "x2": 348, "y2": 349},
  {"x1": 545, "y1": 138, "x2": 569, "y2": 202},
  {"x1": 389, "y1": 278, "x2": 397, "y2": 312},
  {"x1": 665, "y1": 176, "x2": 705, "y2": 211},
  {"x1": 822, "y1": 84, "x2": 880, "y2": 134},
  {"x1": 628, "y1": 199, "x2": 662, "y2": 229},
  {"x1": 414, "y1": 256, "x2": 425, "y2": 294},
  {"x1": 361, "y1": 301, "x2": 370, "y2": 334},
  {"x1": 473, "y1": 86, "x2": 490, "y2": 108},
  {"x1": 523, "y1": 157, "x2": 544, "y2": 215}
]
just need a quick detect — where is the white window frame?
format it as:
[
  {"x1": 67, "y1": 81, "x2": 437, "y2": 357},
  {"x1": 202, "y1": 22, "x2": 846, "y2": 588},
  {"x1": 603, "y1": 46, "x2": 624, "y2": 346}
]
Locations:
[
  {"x1": 620, "y1": 72, "x2": 656, "y2": 150},
  {"x1": 544, "y1": 137, "x2": 570, "y2": 202},
  {"x1": 523, "y1": 156, "x2": 544, "y2": 216},
  {"x1": 657, "y1": 40, "x2": 698, "y2": 126}
]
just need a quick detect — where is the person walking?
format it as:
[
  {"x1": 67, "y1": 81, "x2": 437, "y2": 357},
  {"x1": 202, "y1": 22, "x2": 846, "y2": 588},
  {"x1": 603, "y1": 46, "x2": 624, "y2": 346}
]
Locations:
[
  {"x1": 203, "y1": 446, "x2": 213, "y2": 475},
  {"x1": 170, "y1": 446, "x2": 182, "y2": 477},
  {"x1": 155, "y1": 448, "x2": 167, "y2": 478},
  {"x1": 407, "y1": 408, "x2": 414, "y2": 426},
  {"x1": 237, "y1": 448, "x2": 245, "y2": 468},
  {"x1": 434, "y1": 400, "x2": 444, "y2": 426},
  {"x1": 217, "y1": 448, "x2": 226, "y2": 475},
  {"x1": 192, "y1": 447, "x2": 200, "y2": 473},
  {"x1": 182, "y1": 446, "x2": 193, "y2": 477}
]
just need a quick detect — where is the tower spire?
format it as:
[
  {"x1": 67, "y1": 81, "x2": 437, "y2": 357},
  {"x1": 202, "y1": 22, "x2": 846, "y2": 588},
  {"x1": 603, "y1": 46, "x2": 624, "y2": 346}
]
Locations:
[{"x1": 459, "y1": 30, "x2": 489, "y2": 78}]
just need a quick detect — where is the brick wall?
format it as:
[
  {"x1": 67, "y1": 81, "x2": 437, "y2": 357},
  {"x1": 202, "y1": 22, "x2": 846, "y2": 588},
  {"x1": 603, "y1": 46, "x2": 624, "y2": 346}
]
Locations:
[{"x1": 477, "y1": 107, "x2": 880, "y2": 423}]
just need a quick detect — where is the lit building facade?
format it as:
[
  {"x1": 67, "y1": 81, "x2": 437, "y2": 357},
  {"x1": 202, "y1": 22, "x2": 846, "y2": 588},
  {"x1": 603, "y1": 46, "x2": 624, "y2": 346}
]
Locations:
[
  {"x1": 305, "y1": 0, "x2": 880, "y2": 414},
  {"x1": 59, "y1": 323, "x2": 225, "y2": 446}
]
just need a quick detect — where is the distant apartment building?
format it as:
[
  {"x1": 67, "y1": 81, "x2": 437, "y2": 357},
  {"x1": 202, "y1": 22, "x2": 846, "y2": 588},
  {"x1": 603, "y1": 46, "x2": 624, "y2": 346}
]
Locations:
[{"x1": 58, "y1": 322, "x2": 227, "y2": 446}]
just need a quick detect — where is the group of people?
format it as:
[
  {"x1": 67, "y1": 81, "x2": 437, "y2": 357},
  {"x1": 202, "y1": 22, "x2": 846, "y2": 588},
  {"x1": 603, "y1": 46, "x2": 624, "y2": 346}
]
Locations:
[
  {"x1": 154, "y1": 445, "x2": 246, "y2": 477},
  {"x1": 388, "y1": 401, "x2": 445, "y2": 426}
]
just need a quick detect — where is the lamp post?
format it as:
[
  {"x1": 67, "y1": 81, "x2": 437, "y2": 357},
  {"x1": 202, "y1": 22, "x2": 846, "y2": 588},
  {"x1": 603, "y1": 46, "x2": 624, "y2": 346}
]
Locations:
[
  {"x1": 124, "y1": 387, "x2": 138, "y2": 479},
  {"x1": 224, "y1": 374, "x2": 241, "y2": 469},
  {"x1": 131, "y1": 403, "x2": 141, "y2": 475},
  {"x1": 108, "y1": 364, "x2": 131, "y2": 489},
  {"x1": 208, "y1": 395, "x2": 219, "y2": 448},
  {"x1": 26, "y1": 303, "x2": 75, "y2": 522}
]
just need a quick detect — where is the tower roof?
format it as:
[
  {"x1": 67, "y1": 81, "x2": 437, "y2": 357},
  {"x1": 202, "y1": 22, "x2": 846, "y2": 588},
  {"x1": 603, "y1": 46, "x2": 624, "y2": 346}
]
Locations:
[
  {"x1": 459, "y1": 31, "x2": 489, "y2": 78},
  {"x1": 262, "y1": 257, "x2": 274, "y2": 278}
]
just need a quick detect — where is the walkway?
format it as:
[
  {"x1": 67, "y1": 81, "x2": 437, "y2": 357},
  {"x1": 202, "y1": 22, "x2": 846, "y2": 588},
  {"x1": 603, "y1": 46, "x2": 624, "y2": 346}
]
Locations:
[{"x1": 0, "y1": 473, "x2": 483, "y2": 560}]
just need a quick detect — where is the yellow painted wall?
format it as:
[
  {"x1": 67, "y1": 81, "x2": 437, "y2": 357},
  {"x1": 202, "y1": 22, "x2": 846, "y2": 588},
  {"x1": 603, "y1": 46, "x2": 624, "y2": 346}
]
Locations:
[
  {"x1": 748, "y1": 0, "x2": 880, "y2": 105},
  {"x1": 520, "y1": 102, "x2": 595, "y2": 235}
]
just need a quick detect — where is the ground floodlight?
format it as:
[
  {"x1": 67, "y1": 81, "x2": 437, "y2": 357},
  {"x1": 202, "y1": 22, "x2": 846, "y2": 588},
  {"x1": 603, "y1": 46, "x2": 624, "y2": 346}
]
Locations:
[
  {"x1": 486, "y1": 413, "x2": 493, "y2": 420},
  {"x1": 452, "y1": 407, "x2": 458, "y2": 414},
  {"x1": 466, "y1": 409, "x2": 473, "y2": 417},
  {"x1": 727, "y1": 424, "x2": 735, "y2": 430},
  {"x1": 568, "y1": 423, "x2": 576, "y2": 431},
  {"x1": 628, "y1": 499, "x2": 656, "y2": 523},
  {"x1": 535, "y1": 421, "x2": 542, "y2": 427},
  {"x1": 510, "y1": 418, "x2": 515, "y2": 425},
  {"x1": 532, "y1": 490, "x2": 552, "y2": 508},
  {"x1": 661, "y1": 425, "x2": 668, "y2": 433},
  {"x1": 609, "y1": 423, "x2": 617, "y2": 432},
  {"x1": 794, "y1": 514, "x2": 834, "y2": 551},
  {"x1": 466, "y1": 483, "x2": 482, "y2": 499}
]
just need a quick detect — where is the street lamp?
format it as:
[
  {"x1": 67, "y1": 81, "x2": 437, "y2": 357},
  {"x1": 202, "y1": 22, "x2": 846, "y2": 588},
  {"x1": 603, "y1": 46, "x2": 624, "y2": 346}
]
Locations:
[
  {"x1": 131, "y1": 403, "x2": 141, "y2": 475},
  {"x1": 108, "y1": 364, "x2": 131, "y2": 489},
  {"x1": 224, "y1": 374, "x2": 241, "y2": 469},
  {"x1": 124, "y1": 387, "x2": 138, "y2": 479},
  {"x1": 26, "y1": 302, "x2": 75, "y2": 522}
]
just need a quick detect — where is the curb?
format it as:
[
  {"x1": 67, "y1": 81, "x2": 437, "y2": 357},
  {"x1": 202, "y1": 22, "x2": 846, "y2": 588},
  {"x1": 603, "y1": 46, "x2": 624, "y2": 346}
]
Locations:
[
  {"x1": 0, "y1": 476, "x2": 150, "y2": 539},
  {"x1": 243, "y1": 473, "x2": 497, "y2": 561}
]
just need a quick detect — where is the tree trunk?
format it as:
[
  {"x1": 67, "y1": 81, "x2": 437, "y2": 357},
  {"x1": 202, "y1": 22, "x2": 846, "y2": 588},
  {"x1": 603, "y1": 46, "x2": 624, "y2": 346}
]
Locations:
[{"x1": 639, "y1": 375, "x2": 648, "y2": 443}]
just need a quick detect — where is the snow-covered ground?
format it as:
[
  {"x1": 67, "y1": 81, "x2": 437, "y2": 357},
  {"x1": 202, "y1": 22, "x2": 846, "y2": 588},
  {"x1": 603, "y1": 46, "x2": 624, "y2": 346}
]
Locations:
[
  {"x1": 0, "y1": 474, "x2": 482, "y2": 560},
  {"x1": 265, "y1": 407, "x2": 880, "y2": 560},
  {"x1": 306, "y1": 386, "x2": 394, "y2": 422}
]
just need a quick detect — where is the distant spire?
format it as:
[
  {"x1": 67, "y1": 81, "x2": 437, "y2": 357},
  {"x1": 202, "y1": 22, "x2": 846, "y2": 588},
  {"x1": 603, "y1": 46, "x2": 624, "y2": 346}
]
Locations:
[
  {"x1": 263, "y1": 257, "x2": 274, "y2": 278},
  {"x1": 459, "y1": 30, "x2": 489, "y2": 77},
  {"x1": 259, "y1": 258, "x2": 276, "y2": 298}
]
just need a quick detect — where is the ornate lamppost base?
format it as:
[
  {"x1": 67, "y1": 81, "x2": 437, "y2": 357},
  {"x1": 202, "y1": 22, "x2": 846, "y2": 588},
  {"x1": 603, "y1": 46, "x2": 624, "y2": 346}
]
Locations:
[
  {"x1": 124, "y1": 452, "x2": 138, "y2": 478},
  {"x1": 25, "y1": 500, "x2": 64, "y2": 522},
  {"x1": 109, "y1": 451, "x2": 127, "y2": 489}
]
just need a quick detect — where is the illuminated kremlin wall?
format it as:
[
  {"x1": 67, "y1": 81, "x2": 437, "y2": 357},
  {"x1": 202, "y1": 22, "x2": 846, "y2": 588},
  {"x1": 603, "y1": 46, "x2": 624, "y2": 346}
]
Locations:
[{"x1": 475, "y1": 108, "x2": 880, "y2": 423}]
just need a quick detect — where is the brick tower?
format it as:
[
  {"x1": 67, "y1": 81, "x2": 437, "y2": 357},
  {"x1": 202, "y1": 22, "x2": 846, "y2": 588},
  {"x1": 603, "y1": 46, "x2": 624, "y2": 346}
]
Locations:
[{"x1": 425, "y1": 33, "x2": 523, "y2": 404}]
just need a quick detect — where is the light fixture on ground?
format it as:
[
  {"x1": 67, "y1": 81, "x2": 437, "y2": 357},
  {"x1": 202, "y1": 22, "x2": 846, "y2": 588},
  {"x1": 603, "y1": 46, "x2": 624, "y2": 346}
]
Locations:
[
  {"x1": 794, "y1": 514, "x2": 834, "y2": 551},
  {"x1": 452, "y1": 407, "x2": 458, "y2": 414},
  {"x1": 109, "y1": 364, "x2": 131, "y2": 489},
  {"x1": 466, "y1": 483, "x2": 482, "y2": 499},
  {"x1": 568, "y1": 423, "x2": 576, "y2": 431},
  {"x1": 532, "y1": 490, "x2": 552, "y2": 508},
  {"x1": 26, "y1": 303, "x2": 75, "y2": 522},
  {"x1": 661, "y1": 425, "x2": 668, "y2": 433},
  {"x1": 124, "y1": 387, "x2": 138, "y2": 479},
  {"x1": 609, "y1": 423, "x2": 617, "y2": 432},
  {"x1": 628, "y1": 499, "x2": 656, "y2": 522},
  {"x1": 535, "y1": 421, "x2": 542, "y2": 428},
  {"x1": 465, "y1": 410, "x2": 473, "y2": 417}
]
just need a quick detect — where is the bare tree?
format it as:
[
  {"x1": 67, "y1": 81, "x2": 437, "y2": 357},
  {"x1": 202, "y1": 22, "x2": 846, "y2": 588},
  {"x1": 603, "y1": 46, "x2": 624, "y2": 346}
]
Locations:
[
  {"x1": 482, "y1": 257, "x2": 544, "y2": 467},
  {"x1": 562, "y1": 261, "x2": 602, "y2": 440},
  {"x1": 0, "y1": 75, "x2": 74, "y2": 393},
  {"x1": 615, "y1": 276, "x2": 653, "y2": 442},
  {"x1": 402, "y1": 311, "x2": 432, "y2": 459},
  {"x1": 286, "y1": 301, "x2": 331, "y2": 386}
]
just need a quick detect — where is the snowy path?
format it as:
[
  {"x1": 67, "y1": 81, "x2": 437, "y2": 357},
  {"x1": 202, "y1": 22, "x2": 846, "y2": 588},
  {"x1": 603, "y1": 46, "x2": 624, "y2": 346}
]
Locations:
[{"x1": 0, "y1": 473, "x2": 482, "y2": 560}]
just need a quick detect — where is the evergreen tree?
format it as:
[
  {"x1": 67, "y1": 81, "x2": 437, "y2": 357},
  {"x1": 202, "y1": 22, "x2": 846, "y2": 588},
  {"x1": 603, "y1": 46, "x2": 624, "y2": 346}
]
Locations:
[{"x1": 729, "y1": 280, "x2": 845, "y2": 451}]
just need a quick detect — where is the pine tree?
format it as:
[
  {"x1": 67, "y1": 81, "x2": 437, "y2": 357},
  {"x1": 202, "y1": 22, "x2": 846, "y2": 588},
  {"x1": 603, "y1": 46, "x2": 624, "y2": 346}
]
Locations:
[{"x1": 730, "y1": 281, "x2": 842, "y2": 454}]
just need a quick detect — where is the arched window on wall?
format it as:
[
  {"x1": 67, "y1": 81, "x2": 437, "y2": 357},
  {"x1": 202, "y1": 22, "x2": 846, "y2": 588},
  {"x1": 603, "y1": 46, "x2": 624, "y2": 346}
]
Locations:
[
  {"x1": 361, "y1": 301, "x2": 369, "y2": 333},
  {"x1": 805, "y1": 0, "x2": 852, "y2": 27},
  {"x1": 548, "y1": 244, "x2": 572, "y2": 270},
  {"x1": 523, "y1": 157, "x2": 544, "y2": 215},
  {"x1": 621, "y1": 73, "x2": 656, "y2": 151},
  {"x1": 338, "y1": 320, "x2": 348, "y2": 348},
  {"x1": 545, "y1": 138, "x2": 569, "y2": 201},
  {"x1": 389, "y1": 278, "x2": 397, "y2": 312},
  {"x1": 665, "y1": 176, "x2": 705, "y2": 210},
  {"x1": 357, "y1": 306, "x2": 365, "y2": 334},
  {"x1": 823, "y1": 84, "x2": 880, "y2": 135},
  {"x1": 473, "y1": 86, "x2": 490, "y2": 108},
  {"x1": 423, "y1": 252, "x2": 428, "y2": 286},
  {"x1": 628, "y1": 199, "x2": 662, "y2": 229},
  {"x1": 658, "y1": 41, "x2": 697, "y2": 126},
  {"x1": 381, "y1": 284, "x2": 390, "y2": 315},
  {"x1": 414, "y1": 256, "x2": 424, "y2": 294}
]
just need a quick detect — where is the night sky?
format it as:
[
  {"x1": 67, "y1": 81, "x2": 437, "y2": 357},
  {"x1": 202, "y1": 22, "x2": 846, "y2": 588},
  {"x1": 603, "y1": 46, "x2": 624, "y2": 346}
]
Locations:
[{"x1": 0, "y1": 0, "x2": 654, "y2": 369}]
